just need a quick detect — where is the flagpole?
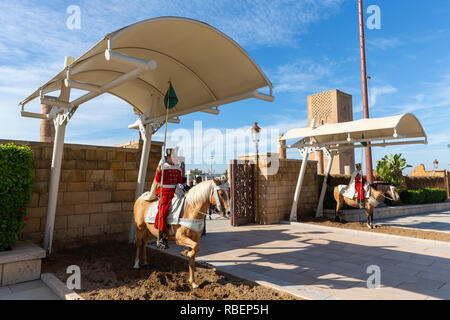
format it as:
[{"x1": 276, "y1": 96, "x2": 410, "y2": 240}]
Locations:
[{"x1": 157, "y1": 81, "x2": 171, "y2": 243}]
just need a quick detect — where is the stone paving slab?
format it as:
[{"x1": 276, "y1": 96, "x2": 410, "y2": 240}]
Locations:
[
  {"x1": 164, "y1": 217, "x2": 450, "y2": 300},
  {"x1": 377, "y1": 210, "x2": 450, "y2": 234},
  {"x1": 0, "y1": 280, "x2": 60, "y2": 300}
]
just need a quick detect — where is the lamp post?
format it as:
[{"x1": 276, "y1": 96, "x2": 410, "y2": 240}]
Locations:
[
  {"x1": 433, "y1": 159, "x2": 439, "y2": 169},
  {"x1": 251, "y1": 122, "x2": 261, "y2": 223},
  {"x1": 251, "y1": 122, "x2": 261, "y2": 157}
]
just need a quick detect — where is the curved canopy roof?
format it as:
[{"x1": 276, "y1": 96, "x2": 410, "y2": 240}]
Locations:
[
  {"x1": 20, "y1": 17, "x2": 273, "y2": 121},
  {"x1": 281, "y1": 113, "x2": 427, "y2": 146}
]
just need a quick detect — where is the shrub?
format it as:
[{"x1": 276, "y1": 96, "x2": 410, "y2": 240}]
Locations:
[
  {"x1": 389, "y1": 188, "x2": 447, "y2": 205},
  {"x1": 376, "y1": 153, "x2": 411, "y2": 187},
  {"x1": 0, "y1": 143, "x2": 34, "y2": 251}
]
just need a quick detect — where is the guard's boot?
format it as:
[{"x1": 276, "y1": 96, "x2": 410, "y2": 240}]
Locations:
[{"x1": 156, "y1": 231, "x2": 169, "y2": 250}]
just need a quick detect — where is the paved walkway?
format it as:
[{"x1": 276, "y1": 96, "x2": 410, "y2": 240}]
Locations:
[
  {"x1": 0, "y1": 280, "x2": 60, "y2": 300},
  {"x1": 377, "y1": 210, "x2": 450, "y2": 234},
  {"x1": 165, "y1": 216, "x2": 450, "y2": 300}
]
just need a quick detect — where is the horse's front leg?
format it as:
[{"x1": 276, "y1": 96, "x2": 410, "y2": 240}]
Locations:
[
  {"x1": 176, "y1": 234, "x2": 200, "y2": 289},
  {"x1": 366, "y1": 204, "x2": 374, "y2": 229}
]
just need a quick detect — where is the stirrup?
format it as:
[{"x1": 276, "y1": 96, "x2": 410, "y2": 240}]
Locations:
[
  {"x1": 157, "y1": 231, "x2": 169, "y2": 249},
  {"x1": 156, "y1": 238, "x2": 169, "y2": 250}
]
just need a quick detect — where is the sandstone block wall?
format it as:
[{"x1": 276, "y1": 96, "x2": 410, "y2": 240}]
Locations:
[
  {"x1": 0, "y1": 139, "x2": 162, "y2": 251},
  {"x1": 238, "y1": 154, "x2": 318, "y2": 224},
  {"x1": 257, "y1": 158, "x2": 318, "y2": 223}
]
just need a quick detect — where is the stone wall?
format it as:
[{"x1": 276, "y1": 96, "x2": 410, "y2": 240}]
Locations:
[
  {"x1": 0, "y1": 139, "x2": 162, "y2": 251},
  {"x1": 239, "y1": 154, "x2": 318, "y2": 224}
]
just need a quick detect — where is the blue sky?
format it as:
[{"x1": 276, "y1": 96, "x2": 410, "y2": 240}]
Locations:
[{"x1": 0, "y1": 0, "x2": 449, "y2": 174}]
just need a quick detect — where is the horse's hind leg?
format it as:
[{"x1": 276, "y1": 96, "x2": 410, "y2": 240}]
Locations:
[
  {"x1": 134, "y1": 229, "x2": 144, "y2": 269},
  {"x1": 141, "y1": 230, "x2": 151, "y2": 266},
  {"x1": 335, "y1": 197, "x2": 343, "y2": 222}
]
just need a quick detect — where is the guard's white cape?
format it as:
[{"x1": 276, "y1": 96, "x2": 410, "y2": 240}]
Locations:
[{"x1": 341, "y1": 170, "x2": 370, "y2": 199}]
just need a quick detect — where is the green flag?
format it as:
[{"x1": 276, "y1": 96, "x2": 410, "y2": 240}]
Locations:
[
  {"x1": 164, "y1": 82, "x2": 178, "y2": 109},
  {"x1": 360, "y1": 134, "x2": 367, "y2": 147}
]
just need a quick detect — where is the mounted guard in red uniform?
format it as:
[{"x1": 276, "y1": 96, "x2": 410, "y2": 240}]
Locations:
[
  {"x1": 151, "y1": 148, "x2": 182, "y2": 249},
  {"x1": 341, "y1": 163, "x2": 369, "y2": 208}
]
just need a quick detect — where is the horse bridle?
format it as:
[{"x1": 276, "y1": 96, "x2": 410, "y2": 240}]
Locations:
[
  {"x1": 185, "y1": 184, "x2": 231, "y2": 217},
  {"x1": 376, "y1": 185, "x2": 398, "y2": 202},
  {"x1": 210, "y1": 184, "x2": 231, "y2": 214}
]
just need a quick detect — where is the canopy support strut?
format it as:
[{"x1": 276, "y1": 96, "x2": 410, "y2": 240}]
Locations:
[
  {"x1": 316, "y1": 148, "x2": 334, "y2": 218},
  {"x1": 289, "y1": 147, "x2": 311, "y2": 222},
  {"x1": 128, "y1": 117, "x2": 164, "y2": 243},
  {"x1": 42, "y1": 82, "x2": 73, "y2": 256}
]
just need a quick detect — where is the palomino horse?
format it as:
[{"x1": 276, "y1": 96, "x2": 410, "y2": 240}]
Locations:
[
  {"x1": 334, "y1": 183, "x2": 399, "y2": 229},
  {"x1": 133, "y1": 179, "x2": 231, "y2": 289}
]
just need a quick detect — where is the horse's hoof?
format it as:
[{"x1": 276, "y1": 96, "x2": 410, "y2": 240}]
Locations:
[
  {"x1": 366, "y1": 224, "x2": 371, "y2": 229},
  {"x1": 133, "y1": 261, "x2": 140, "y2": 269},
  {"x1": 191, "y1": 283, "x2": 199, "y2": 290}
]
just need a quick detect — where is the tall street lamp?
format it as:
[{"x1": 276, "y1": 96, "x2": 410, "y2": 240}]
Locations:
[
  {"x1": 251, "y1": 122, "x2": 261, "y2": 224},
  {"x1": 251, "y1": 122, "x2": 261, "y2": 157}
]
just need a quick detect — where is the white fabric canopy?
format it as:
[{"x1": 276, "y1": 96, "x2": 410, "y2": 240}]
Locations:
[
  {"x1": 20, "y1": 17, "x2": 272, "y2": 121},
  {"x1": 280, "y1": 113, "x2": 426, "y2": 145}
]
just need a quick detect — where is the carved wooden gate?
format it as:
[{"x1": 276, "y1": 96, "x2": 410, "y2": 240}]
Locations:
[{"x1": 229, "y1": 160, "x2": 255, "y2": 226}]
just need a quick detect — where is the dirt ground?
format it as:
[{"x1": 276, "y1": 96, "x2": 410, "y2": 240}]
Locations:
[
  {"x1": 42, "y1": 242, "x2": 299, "y2": 300},
  {"x1": 299, "y1": 217, "x2": 450, "y2": 242}
]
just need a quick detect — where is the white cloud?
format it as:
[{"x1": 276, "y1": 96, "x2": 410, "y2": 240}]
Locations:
[
  {"x1": 369, "y1": 85, "x2": 397, "y2": 107},
  {"x1": 272, "y1": 59, "x2": 333, "y2": 93},
  {"x1": 366, "y1": 37, "x2": 403, "y2": 50}
]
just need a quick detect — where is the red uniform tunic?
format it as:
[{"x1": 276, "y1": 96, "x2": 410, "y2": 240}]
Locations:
[
  {"x1": 154, "y1": 164, "x2": 182, "y2": 231},
  {"x1": 355, "y1": 173, "x2": 365, "y2": 200}
]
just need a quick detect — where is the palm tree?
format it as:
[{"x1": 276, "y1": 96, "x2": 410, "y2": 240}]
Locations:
[{"x1": 376, "y1": 153, "x2": 411, "y2": 187}]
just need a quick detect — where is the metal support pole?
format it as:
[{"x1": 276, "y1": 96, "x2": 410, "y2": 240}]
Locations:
[
  {"x1": 316, "y1": 149, "x2": 333, "y2": 218},
  {"x1": 358, "y1": 0, "x2": 374, "y2": 183},
  {"x1": 42, "y1": 115, "x2": 66, "y2": 255},
  {"x1": 129, "y1": 122, "x2": 152, "y2": 243},
  {"x1": 289, "y1": 147, "x2": 310, "y2": 222}
]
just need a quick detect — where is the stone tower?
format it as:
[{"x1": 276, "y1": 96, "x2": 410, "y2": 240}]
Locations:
[
  {"x1": 307, "y1": 89, "x2": 355, "y2": 175},
  {"x1": 40, "y1": 104, "x2": 55, "y2": 143}
]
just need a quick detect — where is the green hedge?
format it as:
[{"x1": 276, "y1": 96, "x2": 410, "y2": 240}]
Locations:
[
  {"x1": 386, "y1": 188, "x2": 447, "y2": 206},
  {"x1": 0, "y1": 143, "x2": 34, "y2": 251},
  {"x1": 324, "y1": 186, "x2": 447, "y2": 209}
]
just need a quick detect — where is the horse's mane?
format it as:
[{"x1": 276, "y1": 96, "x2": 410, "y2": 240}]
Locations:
[
  {"x1": 371, "y1": 182, "x2": 391, "y2": 192},
  {"x1": 185, "y1": 180, "x2": 215, "y2": 207}
]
